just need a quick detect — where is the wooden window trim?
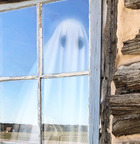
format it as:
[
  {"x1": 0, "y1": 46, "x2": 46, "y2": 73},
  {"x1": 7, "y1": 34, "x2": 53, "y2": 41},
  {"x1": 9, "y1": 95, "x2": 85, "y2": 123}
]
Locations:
[{"x1": 0, "y1": 0, "x2": 102, "y2": 143}]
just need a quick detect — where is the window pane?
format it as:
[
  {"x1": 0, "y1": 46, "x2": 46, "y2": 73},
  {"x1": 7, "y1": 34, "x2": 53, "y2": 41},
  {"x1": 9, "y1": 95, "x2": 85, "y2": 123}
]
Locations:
[
  {"x1": 42, "y1": 76, "x2": 89, "y2": 144},
  {"x1": 43, "y1": 0, "x2": 89, "y2": 74},
  {"x1": 0, "y1": 7, "x2": 37, "y2": 77},
  {"x1": 0, "y1": 80, "x2": 38, "y2": 143}
]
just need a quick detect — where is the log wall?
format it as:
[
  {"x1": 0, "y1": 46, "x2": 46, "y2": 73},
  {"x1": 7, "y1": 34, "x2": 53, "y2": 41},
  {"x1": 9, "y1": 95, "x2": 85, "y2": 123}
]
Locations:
[{"x1": 110, "y1": 0, "x2": 140, "y2": 143}]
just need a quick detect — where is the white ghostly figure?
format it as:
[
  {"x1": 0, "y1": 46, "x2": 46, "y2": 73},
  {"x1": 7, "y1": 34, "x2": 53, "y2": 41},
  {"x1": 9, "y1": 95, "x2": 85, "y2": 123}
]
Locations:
[
  {"x1": 43, "y1": 19, "x2": 89, "y2": 74},
  {"x1": 4, "y1": 19, "x2": 88, "y2": 143},
  {"x1": 43, "y1": 19, "x2": 89, "y2": 124},
  {"x1": 42, "y1": 18, "x2": 89, "y2": 143}
]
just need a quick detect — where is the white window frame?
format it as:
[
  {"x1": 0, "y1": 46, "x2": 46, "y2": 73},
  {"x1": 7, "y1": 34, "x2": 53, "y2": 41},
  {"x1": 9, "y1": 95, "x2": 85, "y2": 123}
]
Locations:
[{"x1": 0, "y1": 0, "x2": 102, "y2": 144}]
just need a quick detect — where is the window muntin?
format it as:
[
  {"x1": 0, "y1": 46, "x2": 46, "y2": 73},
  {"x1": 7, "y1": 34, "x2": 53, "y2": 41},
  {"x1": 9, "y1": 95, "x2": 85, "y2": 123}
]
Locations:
[{"x1": 0, "y1": 0, "x2": 102, "y2": 144}]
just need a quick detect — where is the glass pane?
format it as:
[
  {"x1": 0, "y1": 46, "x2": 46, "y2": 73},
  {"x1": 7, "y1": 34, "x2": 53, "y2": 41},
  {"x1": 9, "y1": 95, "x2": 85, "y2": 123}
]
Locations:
[
  {"x1": 43, "y1": 0, "x2": 89, "y2": 74},
  {"x1": 0, "y1": 80, "x2": 38, "y2": 144},
  {"x1": 42, "y1": 76, "x2": 89, "y2": 144},
  {"x1": 0, "y1": 7, "x2": 37, "y2": 77}
]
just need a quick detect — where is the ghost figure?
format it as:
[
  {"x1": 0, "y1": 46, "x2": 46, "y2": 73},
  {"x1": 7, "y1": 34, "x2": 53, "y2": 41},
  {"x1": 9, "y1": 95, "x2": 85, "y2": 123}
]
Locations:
[
  {"x1": 7, "y1": 19, "x2": 89, "y2": 143},
  {"x1": 42, "y1": 19, "x2": 89, "y2": 143},
  {"x1": 43, "y1": 19, "x2": 89, "y2": 126},
  {"x1": 43, "y1": 19, "x2": 89, "y2": 74}
]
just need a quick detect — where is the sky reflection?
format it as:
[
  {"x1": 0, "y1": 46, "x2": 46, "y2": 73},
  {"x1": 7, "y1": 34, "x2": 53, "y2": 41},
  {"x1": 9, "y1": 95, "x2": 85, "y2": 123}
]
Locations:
[{"x1": 0, "y1": 0, "x2": 89, "y2": 126}]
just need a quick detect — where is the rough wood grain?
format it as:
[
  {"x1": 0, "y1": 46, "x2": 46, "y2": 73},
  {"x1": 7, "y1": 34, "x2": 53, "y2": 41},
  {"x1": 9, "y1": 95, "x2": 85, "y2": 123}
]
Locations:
[
  {"x1": 113, "y1": 62, "x2": 140, "y2": 94},
  {"x1": 109, "y1": 93, "x2": 140, "y2": 116},
  {"x1": 120, "y1": 142, "x2": 140, "y2": 144},
  {"x1": 109, "y1": 94, "x2": 140, "y2": 137},
  {"x1": 124, "y1": 0, "x2": 140, "y2": 9},
  {"x1": 122, "y1": 30, "x2": 140, "y2": 55},
  {"x1": 100, "y1": 0, "x2": 118, "y2": 143},
  {"x1": 112, "y1": 114, "x2": 140, "y2": 137},
  {"x1": 116, "y1": 142, "x2": 140, "y2": 144}
]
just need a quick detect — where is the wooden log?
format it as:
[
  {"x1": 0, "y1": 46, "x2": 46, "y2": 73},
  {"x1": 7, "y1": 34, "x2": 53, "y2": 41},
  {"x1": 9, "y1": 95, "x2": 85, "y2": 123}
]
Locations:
[
  {"x1": 122, "y1": 30, "x2": 140, "y2": 55},
  {"x1": 121, "y1": 142, "x2": 140, "y2": 144},
  {"x1": 109, "y1": 94, "x2": 140, "y2": 137},
  {"x1": 117, "y1": 142, "x2": 140, "y2": 144},
  {"x1": 113, "y1": 62, "x2": 140, "y2": 94},
  {"x1": 112, "y1": 114, "x2": 140, "y2": 137},
  {"x1": 124, "y1": 0, "x2": 140, "y2": 9},
  {"x1": 109, "y1": 93, "x2": 140, "y2": 116}
]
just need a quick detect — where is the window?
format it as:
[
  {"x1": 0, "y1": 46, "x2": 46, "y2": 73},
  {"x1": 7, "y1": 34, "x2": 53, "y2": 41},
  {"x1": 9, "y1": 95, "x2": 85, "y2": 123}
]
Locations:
[{"x1": 0, "y1": 0, "x2": 101, "y2": 144}]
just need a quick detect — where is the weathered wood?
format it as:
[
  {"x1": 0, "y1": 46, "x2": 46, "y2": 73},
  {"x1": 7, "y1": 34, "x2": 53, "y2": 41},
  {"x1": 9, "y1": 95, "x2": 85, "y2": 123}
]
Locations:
[
  {"x1": 112, "y1": 114, "x2": 140, "y2": 137},
  {"x1": 109, "y1": 93, "x2": 140, "y2": 116},
  {"x1": 118, "y1": 142, "x2": 140, "y2": 144},
  {"x1": 0, "y1": 0, "x2": 60, "y2": 12},
  {"x1": 0, "y1": 75, "x2": 37, "y2": 82},
  {"x1": 37, "y1": 3, "x2": 42, "y2": 144},
  {"x1": 109, "y1": 94, "x2": 140, "y2": 137},
  {"x1": 124, "y1": 0, "x2": 140, "y2": 9},
  {"x1": 42, "y1": 71, "x2": 89, "y2": 79},
  {"x1": 122, "y1": 30, "x2": 140, "y2": 55},
  {"x1": 117, "y1": 142, "x2": 140, "y2": 144},
  {"x1": 100, "y1": 0, "x2": 118, "y2": 143},
  {"x1": 114, "y1": 62, "x2": 140, "y2": 94},
  {"x1": 89, "y1": 0, "x2": 102, "y2": 143},
  {"x1": 121, "y1": 142, "x2": 140, "y2": 144},
  {"x1": 0, "y1": 0, "x2": 28, "y2": 4}
]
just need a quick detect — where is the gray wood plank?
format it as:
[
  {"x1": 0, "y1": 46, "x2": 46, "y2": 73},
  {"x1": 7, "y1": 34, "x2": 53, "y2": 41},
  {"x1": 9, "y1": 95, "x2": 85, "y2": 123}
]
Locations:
[
  {"x1": 89, "y1": 0, "x2": 102, "y2": 143},
  {"x1": 109, "y1": 93, "x2": 140, "y2": 115},
  {"x1": 114, "y1": 62, "x2": 140, "y2": 94},
  {"x1": 112, "y1": 114, "x2": 140, "y2": 137},
  {"x1": 109, "y1": 94, "x2": 140, "y2": 136}
]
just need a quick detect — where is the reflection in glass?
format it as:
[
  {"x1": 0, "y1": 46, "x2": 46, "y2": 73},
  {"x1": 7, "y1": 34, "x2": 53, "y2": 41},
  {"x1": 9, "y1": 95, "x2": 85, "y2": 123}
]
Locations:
[
  {"x1": 42, "y1": 76, "x2": 89, "y2": 143},
  {"x1": 0, "y1": 7, "x2": 37, "y2": 77},
  {"x1": 43, "y1": 0, "x2": 89, "y2": 74},
  {"x1": 0, "y1": 80, "x2": 38, "y2": 143}
]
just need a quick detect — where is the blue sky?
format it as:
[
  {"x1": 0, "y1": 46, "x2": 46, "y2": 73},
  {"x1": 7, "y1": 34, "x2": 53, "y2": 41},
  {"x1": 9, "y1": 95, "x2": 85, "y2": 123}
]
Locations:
[
  {"x1": 0, "y1": 7, "x2": 37, "y2": 77},
  {"x1": 0, "y1": 0, "x2": 89, "y2": 126}
]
